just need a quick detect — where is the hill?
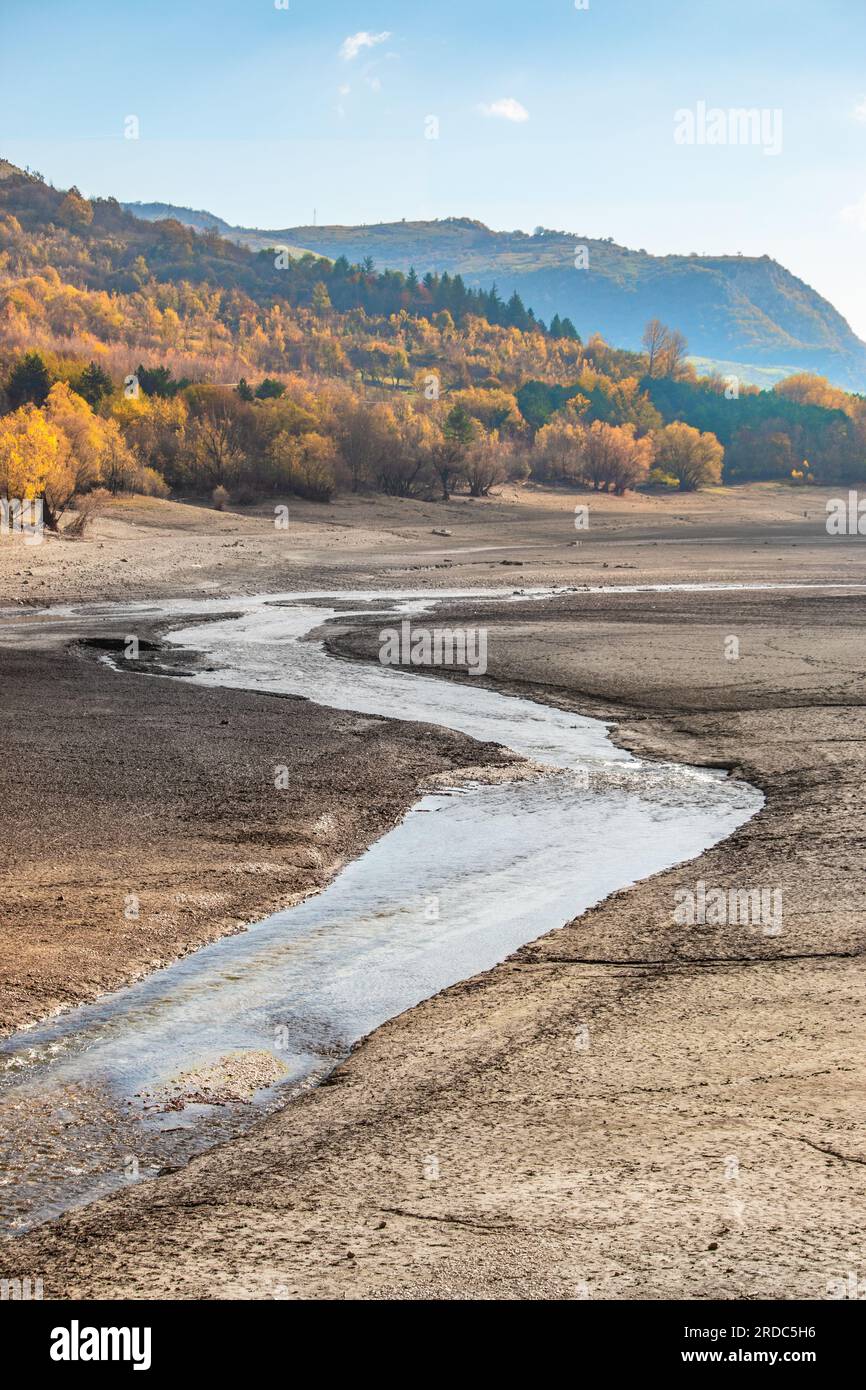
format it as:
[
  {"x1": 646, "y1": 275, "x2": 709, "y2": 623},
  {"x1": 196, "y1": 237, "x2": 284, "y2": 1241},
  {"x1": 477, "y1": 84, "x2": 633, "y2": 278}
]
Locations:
[
  {"x1": 4, "y1": 157, "x2": 866, "y2": 510},
  {"x1": 125, "y1": 205, "x2": 866, "y2": 390}
]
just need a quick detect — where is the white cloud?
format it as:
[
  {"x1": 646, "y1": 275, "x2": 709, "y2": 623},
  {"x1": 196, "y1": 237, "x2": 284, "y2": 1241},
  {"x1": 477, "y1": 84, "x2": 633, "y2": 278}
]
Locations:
[
  {"x1": 338, "y1": 84, "x2": 350, "y2": 96},
  {"x1": 854, "y1": 97, "x2": 866, "y2": 123},
  {"x1": 340, "y1": 31, "x2": 390, "y2": 62},
  {"x1": 841, "y1": 192, "x2": 866, "y2": 230},
  {"x1": 478, "y1": 97, "x2": 529, "y2": 123}
]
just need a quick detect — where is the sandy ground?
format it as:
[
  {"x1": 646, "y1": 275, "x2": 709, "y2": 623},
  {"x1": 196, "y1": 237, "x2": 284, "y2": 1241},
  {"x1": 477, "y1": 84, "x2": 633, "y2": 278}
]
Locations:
[
  {"x1": 1, "y1": 482, "x2": 865, "y2": 1299},
  {"x1": 0, "y1": 481, "x2": 860, "y2": 607}
]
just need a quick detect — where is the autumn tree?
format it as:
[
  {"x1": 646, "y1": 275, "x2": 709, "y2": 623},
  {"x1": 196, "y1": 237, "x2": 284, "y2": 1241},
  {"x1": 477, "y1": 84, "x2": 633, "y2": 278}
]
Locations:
[
  {"x1": 184, "y1": 386, "x2": 258, "y2": 489},
  {"x1": 534, "y1": 417, "x2": 653, "y2": 493},
  {"x1": 0, "y1": 403, "x2": 60, "y2": 499},
  {"x1": 57, "y1": 187, "x2": 94, "y2": 229},
  {"x1": 642, "y1": 319, "x2": 669, "y2": 377},
  {"x1": 41, "y1": 382, "x2": 107, "y2": 527},
  {"x1": 662, "y1": 329, "x2": 689, "y2": 379},
  {"x1": 333, "y1": 399, "x2": 395, "y2": 492},
  {"x1": 463, "y1": 431, "x2": 513, "y2": 497},
  {"x1": 268, "y1": 430, "x2": 336, "y2": 502},
  {"x1": 582, "y1": 420, "x2": 654, "y2": 493},
  {"x1": 109, "y1": 394, "x2": 188, "y2": 489},
  {"x1": 450, "y1": 387, "x2": 524, "y2": 437},
  {"x1": 374, "y1": 405, "x2": 437, "y2": 497},
  {"x1": 99, "y1": 420, "x2": 163, "y2": 495},
  {"x1": 773, "y1": 373, "x2": 850, "y2": 414},
  {"x1": 653, "y1": 420, "x2": 724, "y2": 490},
  {"x1": 311, "y1": 281, "x2": 332, "y2": 316},
  {"x1": 533, "y1": 416, "x2": 588, "y2": 484},
  {"x1": 642, "y1": 320, "x2": 689, "y2": 379}
]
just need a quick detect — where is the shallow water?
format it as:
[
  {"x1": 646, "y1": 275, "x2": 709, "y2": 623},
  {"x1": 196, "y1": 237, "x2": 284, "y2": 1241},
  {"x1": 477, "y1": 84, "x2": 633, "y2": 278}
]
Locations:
[{"x1": 0, "y1": 588, "x2": 763, "y2": 1233}]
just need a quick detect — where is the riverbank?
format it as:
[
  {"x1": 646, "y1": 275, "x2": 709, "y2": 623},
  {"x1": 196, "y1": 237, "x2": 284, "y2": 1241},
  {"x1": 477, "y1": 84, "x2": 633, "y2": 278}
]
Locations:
[
  {"x1": 1, "y1": 485, "x2": 865, "y2": 1298},
  {"x1": 0, "y1": 635, "x2": 511, "y2": 1036}
]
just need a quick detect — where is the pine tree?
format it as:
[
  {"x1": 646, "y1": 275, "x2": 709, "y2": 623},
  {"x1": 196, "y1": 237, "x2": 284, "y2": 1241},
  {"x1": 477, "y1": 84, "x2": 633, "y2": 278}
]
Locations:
[
  {"x1": 6, "y1": 352, "x2": 52, "y2": 408},
  {"x1": 76, "y1": 360, "x2": 113, "y2": 408}
]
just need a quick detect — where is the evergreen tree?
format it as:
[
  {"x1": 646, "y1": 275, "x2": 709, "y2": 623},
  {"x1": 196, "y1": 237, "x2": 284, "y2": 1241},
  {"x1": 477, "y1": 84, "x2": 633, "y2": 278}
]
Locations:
[
  {"x1": 6, "y1": 352, "x2": 52, "y2": 408},
  {"x1": 506, "y1": 291, "x2": 529, "y2": 330},
  {"x1": 76, "y1": 359, "x2": 113, "y2": 407},
  {"x1": 255, "y1": 378, "x2": 285, "y2": 399}
]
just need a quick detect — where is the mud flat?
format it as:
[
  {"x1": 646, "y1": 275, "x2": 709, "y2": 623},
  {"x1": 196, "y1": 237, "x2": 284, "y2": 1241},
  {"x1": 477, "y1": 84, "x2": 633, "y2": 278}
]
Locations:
[
  {"x1": 2, "y1": 578, "x2": 865, "y2": 1299},
  {"x1": 0, "y1": 593, "x2": 758, "y2": 1234},
  {"x1": 0, "y1": 489, "x2": 865, "y2": 1299},
  {"x1": 0, "y1": 628, "x2": 508, "y2": 1036}
]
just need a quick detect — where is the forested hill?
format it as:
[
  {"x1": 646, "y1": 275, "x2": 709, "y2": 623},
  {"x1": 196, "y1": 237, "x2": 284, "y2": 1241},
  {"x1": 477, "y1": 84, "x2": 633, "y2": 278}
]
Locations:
[
  {"x1": 0, "y1": 161, "x2": 567, "y2": 337},
  {"x1": 125, "y1": 205, "x2": 866, "y2": 390},
  {"x1": 5, "y1": 158, "x2": 866, "y2": 510}
]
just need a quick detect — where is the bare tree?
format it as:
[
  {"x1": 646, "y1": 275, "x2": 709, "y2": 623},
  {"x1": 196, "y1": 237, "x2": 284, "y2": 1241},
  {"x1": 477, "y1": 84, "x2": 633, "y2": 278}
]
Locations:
[
  {"x1": 642, "y1": 319, "x2": 669, "y2": 377},
  {"x1": 642, "y1": 320, "x2": 689, "y2": 379},
  {"x1": 661, "y1": 329, "x2": 689, "y2": 379}
]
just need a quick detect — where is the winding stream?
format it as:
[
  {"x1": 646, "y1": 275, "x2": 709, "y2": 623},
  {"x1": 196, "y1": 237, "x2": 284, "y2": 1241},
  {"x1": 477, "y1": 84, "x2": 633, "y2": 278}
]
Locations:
[{"x1": 0, "y1": 588, "x2": 763, "y2": 1233}]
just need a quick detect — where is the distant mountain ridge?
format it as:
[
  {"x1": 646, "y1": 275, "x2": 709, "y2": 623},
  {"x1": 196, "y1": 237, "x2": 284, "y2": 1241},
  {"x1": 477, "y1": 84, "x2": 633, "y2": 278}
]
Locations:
[
  {"x1": 123, "y1": 203, "x2": 866, "y2": 390},
  {"x1": 123, "y1": 202, "x2": 312, "y2": 260}
]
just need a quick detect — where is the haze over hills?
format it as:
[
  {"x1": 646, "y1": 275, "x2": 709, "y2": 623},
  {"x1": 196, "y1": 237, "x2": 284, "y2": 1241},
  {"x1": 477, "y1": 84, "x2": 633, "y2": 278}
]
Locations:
[{"x1": 125, "y1": 202, "x2": 866, "y2": 391}]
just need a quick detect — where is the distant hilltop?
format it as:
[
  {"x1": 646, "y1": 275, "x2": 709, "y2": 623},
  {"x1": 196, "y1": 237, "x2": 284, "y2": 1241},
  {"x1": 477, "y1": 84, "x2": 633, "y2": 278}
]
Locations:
[{"x1": 125, "y1": 203, "x2": 866, "y2": 390}]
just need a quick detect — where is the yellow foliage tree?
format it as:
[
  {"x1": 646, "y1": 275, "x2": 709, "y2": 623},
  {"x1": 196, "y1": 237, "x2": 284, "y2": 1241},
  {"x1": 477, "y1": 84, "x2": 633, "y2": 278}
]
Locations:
[
  {"x1": 0, "y1": 403, "x2": 62, "y2": 499},
  {"x1": 57, "y1": 187, "x2": 94, "y2": 230},
  {"x1": 41, "y1": 382, "x2": 107, "y2": 526},
  {"x1": 653, "y1": 421, "x2": 724, "y2": 491}
]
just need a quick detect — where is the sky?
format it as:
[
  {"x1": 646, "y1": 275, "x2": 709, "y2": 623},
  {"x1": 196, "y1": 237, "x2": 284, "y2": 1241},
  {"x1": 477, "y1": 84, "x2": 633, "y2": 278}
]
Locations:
[{"x1": 3, "y1": 0, "x2": 866, "y2": 334}]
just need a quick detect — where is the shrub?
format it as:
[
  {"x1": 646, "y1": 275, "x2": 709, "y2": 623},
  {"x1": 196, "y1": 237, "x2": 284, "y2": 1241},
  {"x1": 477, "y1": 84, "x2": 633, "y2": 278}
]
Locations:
[
  {"x1": 647, "y1": 468, "x2": 679, "y2": 489},
  {"x1": 65, "y1": 487, "x2": 109, "y2": 537}
]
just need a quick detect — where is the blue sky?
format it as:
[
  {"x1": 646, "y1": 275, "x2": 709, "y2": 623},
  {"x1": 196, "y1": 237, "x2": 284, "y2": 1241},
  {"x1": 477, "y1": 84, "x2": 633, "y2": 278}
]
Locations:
[{"x1": 3, "y1": 0, "x2": 866, "y2": 335}]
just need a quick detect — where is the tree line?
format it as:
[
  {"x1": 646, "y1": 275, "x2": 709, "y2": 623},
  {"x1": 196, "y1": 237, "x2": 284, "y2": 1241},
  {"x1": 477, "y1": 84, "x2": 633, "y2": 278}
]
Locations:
[{"x1": 3, "y1": 156, "x2": 866, "y2": 516}]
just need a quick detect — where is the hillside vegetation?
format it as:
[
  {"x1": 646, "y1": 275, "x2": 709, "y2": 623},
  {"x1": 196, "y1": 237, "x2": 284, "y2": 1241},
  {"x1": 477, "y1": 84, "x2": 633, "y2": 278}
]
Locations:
[
  {"x1": 126, "y1": 203, "x2": 866, "y2": 390},
  {"x1": 2, "y1": 160, "x2": 866, "y2": 525}
]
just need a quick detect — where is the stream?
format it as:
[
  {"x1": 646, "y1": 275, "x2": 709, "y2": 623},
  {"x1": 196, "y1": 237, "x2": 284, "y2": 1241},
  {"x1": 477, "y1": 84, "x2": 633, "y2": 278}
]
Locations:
[{"x1": 0, "y1": 588, "x2": 763, "y2": 1233}]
